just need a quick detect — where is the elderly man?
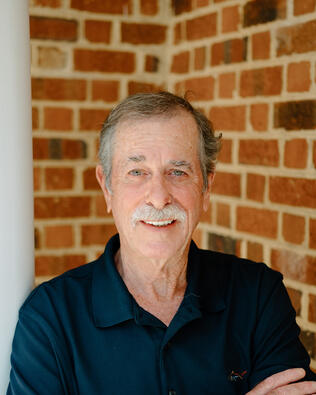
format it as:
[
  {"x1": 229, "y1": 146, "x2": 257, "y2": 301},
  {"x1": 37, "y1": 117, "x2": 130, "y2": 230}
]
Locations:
[{"x1": 7, "y1": 92, "x2": 316, "y2": 394}]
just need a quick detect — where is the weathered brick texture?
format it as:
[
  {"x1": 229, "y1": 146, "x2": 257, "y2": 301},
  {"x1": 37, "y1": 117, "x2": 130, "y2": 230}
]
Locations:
[{"x1": 30, "y1": 0, "x2": 316, "y2": 365}]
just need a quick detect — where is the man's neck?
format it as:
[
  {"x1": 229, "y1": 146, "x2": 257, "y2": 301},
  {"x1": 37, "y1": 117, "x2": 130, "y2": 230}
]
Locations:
[{"x1": 114, "y1": 247, "x2": 189, "y2": 325}]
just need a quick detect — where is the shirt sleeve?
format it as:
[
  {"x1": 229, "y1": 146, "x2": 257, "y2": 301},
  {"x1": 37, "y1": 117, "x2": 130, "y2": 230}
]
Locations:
[
  {"x1": 7, "y1": 310, "x2": 67, "y2": 395},
  {"x1": 248, "y1": 267, "x2": 316, "y2": 389}
]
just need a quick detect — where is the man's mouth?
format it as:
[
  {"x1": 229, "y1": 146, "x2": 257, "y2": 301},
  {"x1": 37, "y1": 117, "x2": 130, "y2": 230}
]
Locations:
[{"x1": 141, "y1": 219, "x2": 176, "y2": 227}]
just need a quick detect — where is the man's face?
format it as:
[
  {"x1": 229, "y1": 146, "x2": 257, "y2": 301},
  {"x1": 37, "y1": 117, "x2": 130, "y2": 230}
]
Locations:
[{"x1": 97, "y1": 111, "x2": 213, "y2": 261}]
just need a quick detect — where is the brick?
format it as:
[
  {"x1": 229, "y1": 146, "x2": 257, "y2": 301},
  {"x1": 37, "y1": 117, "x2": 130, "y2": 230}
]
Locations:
[
  {"x1": 194, "y1": 47, "x2": 205, "y2": 70},
  {"x1": 74, "y1": 49, "x2": 135, "y2": 73},
  {"x1": 246, "y1": 173, "x2": 265, "y2": 202},
  {"x1": 208, "y1": 233, "x2": 240, "y2": 255},
  {"x1": 30, "y1": 16, "x2": 77, "y2": 41},
  {"x1": 145, "y1": 55, "x2": 159, "y2": 72},
  {"x1": 174, "y1": 22, "x2": 182, "y2": 44},
  {"x1": 211, "y1": 38, "x2": 247, "y2": 65},
  {"x1": 45, "y1": 225, "x2": 73, "y2": 248},
  {"x1": 310, "y1": 219, "x2": 316, "y2": 249},
  {"x1": 141, "y1": 0, "x2": 158, "y2": 15},
  {"x1": 200, "y1": 204, "x2": 212, "y2": 223},
  {"x1": 183, "y1": 77, "x2": 214, "y2": 101},
  {"x1": 186, "y1": 13, "x2": 217, "y2": 40},
  {"x1": 239, "y1": 139, "x2": 279, "y2": 166},
  {"x1": 172, "y1": 0, "x2": 192, "y2": 15},
  {"x1": 71, "y1": 0, "x2": 131, "y2": 14},
  {"x1": 212, "y1": 171, "x2": 241, "y2": 197},
  {"x1": 250, "y1": 103, "x2": 269, "y2": 131},
  {"x1": 216, "y1": 203, "x2": 230, "y2": 227},
  {"x1": 31, "y1": 0, "x2": 61, "y2": 6},
  {"x1": 252, "y1": 31, "x2": 270, "y2": 59},
  {"x1": 309, "y1": 294, "x2": 316, "y2": 323},
  {"x1": 247, "y1": 241, "x2": 263, "y2": 262},
  {"x1": 287, "y1": 288, "x2": 302, "y2": 316},
  {"x1": 44, "y1": 107, "x2": 73, "y2": 131},
  {"x1": 85, "y1": 20, "x2": 111, "y2": 43},
  {"x1": 32, "y1": 107, "x2": 39, "y2": 130},
  {"x1": 210, "y1": 105, "x2": 246, "y2": 131},
  {"x1": 95, "y1": 194, "x2": 112, "y2": 217},
  {"x1": 34, "y1": 228, "x2": 40, "y2": 249},
  {"x1": 219, "y1": 72, "x2": 235, "y2": 98},
  {"x1": 34, "y1": 196, "x2": 91, "y2": 219},
  {"x1": 62, "y1": 139, "x2": 87, "y2": 159},
  {"x1": 171, "y1": 51, "x2": 190, "y2": 73},
  {"x1": 243, "y1": 0, "x2": 286, "y2": 27},
  {"x1": 80, "y1": 109, "x2": 110, "y2": 131},
  {"x1": 287, "y1": 62, "x2": 311, "y2": 93},
  {"x1": 240, "y1": 66, "x2": 282, "y2": 97},
  {"x1": 45, "y1": 167, "x2": 74, "y2": 190},
  {"x1": 33, "y1": 138, "x2": 87, "y2": 160},
  {"x1": 270, "y1": 177, "x2": 316, "y2": 208},
  {"x1": 196, "y1": 0, "x2": 209, "y2": 7},
  {"x1": 121, "y1": 23, "x2": 166, "y2": 45},
  {"x1": 33, "y1": 138, "x2": 49, "y2": 160},
  {"x1": 92, "y1": 80, "x2": 119, "y2": 102},
  {"x1": 81, "y1": 224, "x2": 117, "y2": 245},
  {"x1": 282, "y1": 213, "x2": 305, "y2": 244},
  {"x1": 83, "y1": 167, "x2": 99, "y2": 190},
  {"x1": 32, "y1": 78, "x2": 86, "y2": 101},
  {"x1": 284, "y1": 139, "x2": 308, "y2": 169},
  {"x1": 38, "y1": 47, "x2": 67, "y2": 69},
  {"x1": 218, "y1": 139, "x2": 232, "y2": 163},
  {"x1": 294, "y1": 0, "x2": 316, "y2": 15},
  {"x1": 237, "y1": 206, "x2": 278, "y2": 238},
  {"x1": 35, "y1": 254, "x2": 86, "y2": 276},
  {"x1": 222, "y1": 5, "x2": 239, "y2": 33},
  {"x1": 33, "y1": 167, "x2": 41, "y2": 191},
  {"x1": 128, "y1": 81, "x2": 162, "y2": 95},
  {"x1": 277, "y1": 20, "x2": 316, "y2": 56},
  {"x1": 274, "y1": 100, "x2": 316, "y2": 130},
  {"x1": 271, "y1": 249, "x2": 316, "y2": 285}
]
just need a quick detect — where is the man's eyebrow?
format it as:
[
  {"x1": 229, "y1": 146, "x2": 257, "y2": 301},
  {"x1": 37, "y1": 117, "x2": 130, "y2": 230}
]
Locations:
[
  {"x1": 127, "y1": 155, "x2": 146, "y2": 162},
  {"x1": 169, "y1": 160, "x2": 193, "y2": 172}
]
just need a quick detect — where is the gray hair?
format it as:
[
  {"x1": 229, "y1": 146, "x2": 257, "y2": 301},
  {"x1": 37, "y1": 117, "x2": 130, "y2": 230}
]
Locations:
[{"x1": 98, "y1": 91, "x2": 221, "y2": 192}]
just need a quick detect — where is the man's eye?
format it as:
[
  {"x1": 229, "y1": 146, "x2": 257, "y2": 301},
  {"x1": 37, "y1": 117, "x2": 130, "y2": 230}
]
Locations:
[
  {"x1": 170, "y1": 169, "x2": 186, "y2": 176},
  {"x1": 128, "y1": 169, "x2": 143, "y2": 176}
]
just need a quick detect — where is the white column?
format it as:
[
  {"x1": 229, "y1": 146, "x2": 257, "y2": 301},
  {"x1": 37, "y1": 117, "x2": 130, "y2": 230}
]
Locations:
[{"x1": 0, "y1": 1, "x2": 33, "y2": 391}]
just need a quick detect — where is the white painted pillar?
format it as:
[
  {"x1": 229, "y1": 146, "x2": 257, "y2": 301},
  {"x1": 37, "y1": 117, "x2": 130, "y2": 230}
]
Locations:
[{"x1": 0, "y1": 1, "x2": 33, "y2": 391}]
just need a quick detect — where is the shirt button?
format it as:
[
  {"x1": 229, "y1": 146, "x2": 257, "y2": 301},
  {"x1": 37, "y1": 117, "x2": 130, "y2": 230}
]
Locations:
[{"x1": 169, "y1": 390, "x2": 176, "y2": 395}]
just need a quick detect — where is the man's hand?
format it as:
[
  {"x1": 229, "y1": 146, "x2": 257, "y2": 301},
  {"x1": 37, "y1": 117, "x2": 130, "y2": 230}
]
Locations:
[{"x1": 246, "y1": 368, "x2": 316, "y2": 394}]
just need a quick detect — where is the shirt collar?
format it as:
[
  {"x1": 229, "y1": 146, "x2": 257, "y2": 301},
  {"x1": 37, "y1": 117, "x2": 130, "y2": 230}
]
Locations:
[
  {"x1": 92, "y1": 234, "x2": 134, "y2": 328},
  {"x1": 91, "y1": 234, "x2": 227, "y2": 328}
]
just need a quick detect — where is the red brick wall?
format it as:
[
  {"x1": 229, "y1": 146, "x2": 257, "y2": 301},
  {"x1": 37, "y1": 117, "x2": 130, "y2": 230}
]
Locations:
[
  {"x1": 30, "y1": 0, "x2": 166, "y2": 280},
  {"x1": 169, "y1": 0, "x2": 316, "y2": 365},
  {"x1": 31, "y1": 0, "x2": 316, "y2": 365}
]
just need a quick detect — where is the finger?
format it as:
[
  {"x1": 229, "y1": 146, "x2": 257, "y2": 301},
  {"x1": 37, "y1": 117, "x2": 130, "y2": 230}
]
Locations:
[
  {"x1": 269, "y1": 381, "x2": 316, "y2": 395},
  {"x1": 246, "y1": 368, "x2": 306, "y2": 394}
]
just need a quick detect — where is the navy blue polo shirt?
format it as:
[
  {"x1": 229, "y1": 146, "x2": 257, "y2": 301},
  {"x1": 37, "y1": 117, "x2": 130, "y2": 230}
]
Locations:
[{"x1": 7, "y1": 234, "x2": 315, "y2": 394}]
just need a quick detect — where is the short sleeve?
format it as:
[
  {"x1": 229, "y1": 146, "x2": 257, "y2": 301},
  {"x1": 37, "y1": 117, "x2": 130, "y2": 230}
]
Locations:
[{"x1": 248, "y1": 267, "x2": 316, "y2": 388}]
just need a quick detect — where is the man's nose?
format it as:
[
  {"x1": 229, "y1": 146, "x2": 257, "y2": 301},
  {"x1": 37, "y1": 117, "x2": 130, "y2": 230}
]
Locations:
[{"x1": 145, "y1": 174, "x2": 172, "y2": 210}]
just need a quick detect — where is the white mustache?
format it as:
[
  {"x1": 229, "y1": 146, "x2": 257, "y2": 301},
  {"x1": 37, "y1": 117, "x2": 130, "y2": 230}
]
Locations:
[{"x1": 131, "y1": 205, "x2": 186, "y2": 227}]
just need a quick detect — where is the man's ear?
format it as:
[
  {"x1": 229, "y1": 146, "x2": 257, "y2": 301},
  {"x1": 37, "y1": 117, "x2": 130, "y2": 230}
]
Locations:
[
  {"x1": 96, "y1": 165, "x2": 112, "y2": 213},
  {"x1": 203, "y1": 172, "x2": 215, "y2": 212}
]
